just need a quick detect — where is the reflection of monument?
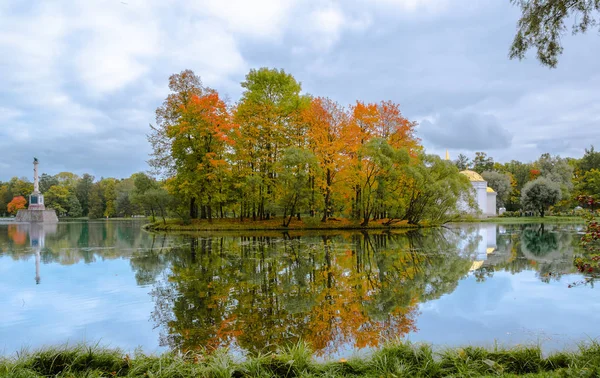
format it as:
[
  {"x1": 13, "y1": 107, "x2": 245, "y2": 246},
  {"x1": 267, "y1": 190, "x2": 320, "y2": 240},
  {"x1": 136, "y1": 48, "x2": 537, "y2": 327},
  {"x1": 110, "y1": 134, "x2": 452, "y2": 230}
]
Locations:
[
  {"x1": 27, "y1": 222, "x2": 57, "y2": 284},
  {"x1": 15, "y1": 158, "x2": 58, "y2": 223}
]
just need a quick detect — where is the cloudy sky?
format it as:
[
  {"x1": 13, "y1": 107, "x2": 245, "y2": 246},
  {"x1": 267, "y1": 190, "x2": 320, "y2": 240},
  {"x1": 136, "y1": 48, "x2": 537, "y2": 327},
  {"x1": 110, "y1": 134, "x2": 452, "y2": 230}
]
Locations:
[{"x1": 1, "y1": 0, "x2": 598, "y2": 181}]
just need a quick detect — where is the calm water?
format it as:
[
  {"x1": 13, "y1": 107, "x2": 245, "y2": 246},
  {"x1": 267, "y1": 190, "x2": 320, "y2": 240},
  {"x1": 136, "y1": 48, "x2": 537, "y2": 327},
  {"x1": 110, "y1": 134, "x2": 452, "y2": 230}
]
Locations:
[{"x1": 0, "y1": 220, "x2": 597, "y2": 358}]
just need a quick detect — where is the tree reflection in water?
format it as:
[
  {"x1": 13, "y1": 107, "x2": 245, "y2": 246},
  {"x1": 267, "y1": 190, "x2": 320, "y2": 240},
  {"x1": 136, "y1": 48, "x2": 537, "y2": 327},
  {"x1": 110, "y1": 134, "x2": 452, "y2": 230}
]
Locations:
[
  {"x1": 0, "y1": 221, "x2": 586, "y2": 356},
  {"x1": 150, "y1": 230, "x2": 473, "y2": 356}
]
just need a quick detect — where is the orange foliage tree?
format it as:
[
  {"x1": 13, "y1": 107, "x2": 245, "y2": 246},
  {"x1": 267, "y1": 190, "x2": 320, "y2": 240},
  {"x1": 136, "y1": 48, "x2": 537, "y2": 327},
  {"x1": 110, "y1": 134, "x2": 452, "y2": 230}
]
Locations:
[
  {"x1": 166, "y1": 90, "x2": 237, "y2": 221},
  {"x1": 147, "y1": 69, "x2": 475, "y2": 227},
  {"x1": 7, "y1": 196, "x2": 27, "y2": 214}
]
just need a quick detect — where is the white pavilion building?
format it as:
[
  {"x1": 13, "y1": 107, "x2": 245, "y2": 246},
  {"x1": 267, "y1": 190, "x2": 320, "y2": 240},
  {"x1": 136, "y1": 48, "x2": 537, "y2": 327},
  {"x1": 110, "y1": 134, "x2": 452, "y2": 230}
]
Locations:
[{"x1": 459, "y1": 170, "x2": 497, "y2": 216}]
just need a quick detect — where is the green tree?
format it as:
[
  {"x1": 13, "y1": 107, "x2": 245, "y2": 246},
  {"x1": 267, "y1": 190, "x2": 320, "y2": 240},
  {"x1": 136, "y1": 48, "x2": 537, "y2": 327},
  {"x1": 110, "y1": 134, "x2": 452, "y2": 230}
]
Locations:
[
  {"x1": 576, "y1": 169, "x2": 600, "y2": 205},
  {"x1": 55, "y1": 172, "x2": 80, "y2": 190},
  {"x1": 88, "y1": 183, "x2": 105, "y2": 219},
  {"x1": 509, "y1": 0, "x2": 600, "y2": 67},
  {"x1": 472, "y1": 152, "x2": 494, "y2": 174},
  {"x1": 45, "y1": 185, "x2": 70, "y2": 216},
  {"x1": 393, "y1": 154, "x2": 474, "y2": 225},
  {"x1": 521, "y1": 177, "x2": 562, "y2": 217},
  {"x1": 66, "y1": 194, "x2": 83, "y2": 217},
  {"x1": 454, "y1": 153, "x2": 470, "y2": 171},
  {"x1": 7, "y1": 177, "x2": 33, "y2": 198},
  {"x1": 39, "y1": 173, "x2": 58, "y2": 193},
  {"x1": 234, "y1": 67, "x2": 308, "y2": 220},
  {"x1": 275, "y1": 148, "x2": 318, "y2": 227},
  {"x1": 482, "y1": 171, "x2": 512, "y2": 209},
  {"x1": 0, "y1": 183, "x2": 9, "y2": 215},
  {"x1": 100, "y1": 178, "x2": 117, "y2": 218},
  {"x1": 578, "y1": 145, "x2": 600, "y2": 173},
  {"x1": 76, "y1": 174, "x2": 94, "y2": 216}
]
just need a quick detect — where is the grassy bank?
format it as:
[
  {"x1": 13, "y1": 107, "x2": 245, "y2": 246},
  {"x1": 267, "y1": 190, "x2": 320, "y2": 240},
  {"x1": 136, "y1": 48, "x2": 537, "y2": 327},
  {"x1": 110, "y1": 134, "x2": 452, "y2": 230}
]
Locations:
[
  {"x1": 2, "y1": 341, "x2": 600, "y2": 377},
  {"x1": 480, "y1": 216, "x2": 585, "y2": 224},
  {"x1": 144, "y1": 217, "x2": 423, "y2": 232}
]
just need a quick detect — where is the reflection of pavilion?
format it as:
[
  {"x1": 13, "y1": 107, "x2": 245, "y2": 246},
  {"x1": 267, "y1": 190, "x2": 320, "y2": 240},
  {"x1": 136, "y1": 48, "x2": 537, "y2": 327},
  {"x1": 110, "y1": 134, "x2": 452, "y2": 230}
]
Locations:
[
  {"x1": 457, "y1": 224, "x2": 498, "y2": 271},
  {"x1": 20, "y1": 223, "x2": 57, "y2": 284}
]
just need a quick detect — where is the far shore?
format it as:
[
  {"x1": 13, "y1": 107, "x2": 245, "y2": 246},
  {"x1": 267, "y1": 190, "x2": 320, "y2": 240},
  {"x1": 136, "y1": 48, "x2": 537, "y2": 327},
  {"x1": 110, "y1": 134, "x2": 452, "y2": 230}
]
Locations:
[{"x1": 142, "y1": 215, "x2": 585, "y2": 233}]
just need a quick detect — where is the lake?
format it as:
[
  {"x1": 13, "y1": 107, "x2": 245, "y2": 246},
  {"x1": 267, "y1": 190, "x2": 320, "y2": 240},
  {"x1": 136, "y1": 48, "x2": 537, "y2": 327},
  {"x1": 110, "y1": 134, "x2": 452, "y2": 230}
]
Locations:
[{"x1": 0, "y1": 220, "x2": 598, "y2": 359}]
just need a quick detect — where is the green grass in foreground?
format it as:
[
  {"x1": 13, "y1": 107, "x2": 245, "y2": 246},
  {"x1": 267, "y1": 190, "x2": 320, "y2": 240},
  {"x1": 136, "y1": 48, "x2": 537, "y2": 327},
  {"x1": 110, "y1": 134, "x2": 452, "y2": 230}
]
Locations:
[{"x1": 3, "y1": 341, "x2": 600, "y2": 377}]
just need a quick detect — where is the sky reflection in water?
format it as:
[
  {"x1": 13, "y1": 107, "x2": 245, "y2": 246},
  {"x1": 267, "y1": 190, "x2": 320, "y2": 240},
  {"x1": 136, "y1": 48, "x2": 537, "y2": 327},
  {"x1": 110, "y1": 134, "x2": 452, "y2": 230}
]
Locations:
[{"x1": 0, "y1": 220, "x2": 597, "y2": 358}]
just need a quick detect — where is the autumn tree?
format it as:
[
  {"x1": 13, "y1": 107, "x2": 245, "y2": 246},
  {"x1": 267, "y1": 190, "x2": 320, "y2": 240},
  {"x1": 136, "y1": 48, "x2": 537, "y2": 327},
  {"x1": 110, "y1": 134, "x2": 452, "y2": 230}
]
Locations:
[
  {"x1": 576, "y1": 169, "x2": 600, "y2": 205},
  {"x1": 510, "y1": 0, "x2": 600, "y2": 67},
  {"x1": 7, "y1": 196, "x2": 27, "y2": 214},
  {"x1": 166, "y1": 90, "x2": 236, "y2": 221},
  {"x1": 234, "y1": 68, "x2": 308, "y2": 220},
  {"x1": 345, "y1": 101, "x2": 419, "y2": 223},
  {"x1": 149, "y1": 70, "x2": 206, "y2": 219},
  {"x1": 303, "y1": 97, "x2": 350, "y2": 221}
]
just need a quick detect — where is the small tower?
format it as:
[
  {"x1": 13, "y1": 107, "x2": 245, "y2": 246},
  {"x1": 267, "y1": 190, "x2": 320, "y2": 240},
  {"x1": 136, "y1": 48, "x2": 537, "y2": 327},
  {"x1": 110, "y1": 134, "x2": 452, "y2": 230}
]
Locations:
[{"x1": 445, "y1": 150, "x2": 450, "y2": 161}]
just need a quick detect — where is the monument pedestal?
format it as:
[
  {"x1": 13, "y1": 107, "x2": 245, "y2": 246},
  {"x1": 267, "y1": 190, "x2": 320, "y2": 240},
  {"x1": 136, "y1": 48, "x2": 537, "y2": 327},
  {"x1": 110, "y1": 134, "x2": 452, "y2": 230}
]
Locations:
[{"x1": 15, "y1": 209, "x2": 59, "y2": 223}]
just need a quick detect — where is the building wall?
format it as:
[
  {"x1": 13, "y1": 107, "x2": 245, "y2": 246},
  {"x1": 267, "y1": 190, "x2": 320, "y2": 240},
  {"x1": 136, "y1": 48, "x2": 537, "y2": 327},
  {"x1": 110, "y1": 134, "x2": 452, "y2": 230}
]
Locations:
[
  {"x1": 473, "y1": 181, "x2": 488, "y2": 215},
  {"x1": 486, "y1": 192, "x2": 497, "y2": 216}
]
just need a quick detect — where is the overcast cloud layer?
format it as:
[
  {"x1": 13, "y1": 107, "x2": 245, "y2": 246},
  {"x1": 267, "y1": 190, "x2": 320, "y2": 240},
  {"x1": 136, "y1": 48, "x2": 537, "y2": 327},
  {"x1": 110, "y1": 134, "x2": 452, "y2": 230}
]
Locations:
[{"x1": 1, "y1": 0, "x2": 599, "y2": 181}]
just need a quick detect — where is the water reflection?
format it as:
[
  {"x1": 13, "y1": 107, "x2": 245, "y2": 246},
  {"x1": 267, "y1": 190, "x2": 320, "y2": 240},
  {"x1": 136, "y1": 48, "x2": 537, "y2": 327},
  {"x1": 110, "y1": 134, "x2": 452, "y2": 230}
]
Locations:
[{"x1": 0, "y1": 221, "x2": 593, "y2": 357}]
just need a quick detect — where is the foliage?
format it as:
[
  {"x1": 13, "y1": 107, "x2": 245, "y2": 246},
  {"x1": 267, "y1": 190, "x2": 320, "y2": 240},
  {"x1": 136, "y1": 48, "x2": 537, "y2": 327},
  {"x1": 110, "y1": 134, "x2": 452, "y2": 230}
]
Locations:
[
  {"x1": 482, "y1": 171, "x2": 512, "y2": 208},
  {"x1": 576, "y1": 169, "x2": 600, "y2": 210},
  {"x1": 472, "y1": 151, "x2": 494, "y2": 173},
  {"x1": 76, "y1": 174, "x2": 94, "y2": 216},
  {"x1": 454, "y1": 153, "x2": 470, "y2": 170},
  {"x1": 392, "y1": 154, "x2": 474, "y2": 225},
  {"x1": 5, "y1": 340, "x2": 600, "y2": 377},
  {"x1": 275, "y1": 148, "x2": 318, "y2": 226},
  {"x1": 510, "y1": 0, "x2": 600, "y2": 67},
  {"x1": 578, "y1": 145, "x2": 600, "y2": 173},
  {"x1": 7, "y1": 196, "x2": 27, "y2": 214},
  {"x1": 521, "y1": 177, "x2": 562, "y2": 217},
  {"x1": 45, "y1": 185, "x2": 71, "y2": 215},
  {"x1": 573, "y1": 215, "x2": 600, "y2": 277}
]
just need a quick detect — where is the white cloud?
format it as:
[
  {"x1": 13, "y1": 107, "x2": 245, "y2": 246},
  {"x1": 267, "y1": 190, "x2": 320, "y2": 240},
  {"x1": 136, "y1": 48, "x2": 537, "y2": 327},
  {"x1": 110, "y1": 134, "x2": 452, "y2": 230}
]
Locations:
[{"x1": 188, "y1": 0, "x2": 295, "y2": 40}]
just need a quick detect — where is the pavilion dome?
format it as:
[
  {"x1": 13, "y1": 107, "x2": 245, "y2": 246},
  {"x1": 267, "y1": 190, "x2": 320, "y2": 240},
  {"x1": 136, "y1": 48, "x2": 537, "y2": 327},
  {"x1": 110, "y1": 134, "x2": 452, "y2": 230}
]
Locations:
[
  {"x1": 486, "y1": 187, "x2": 495, "y2": 193},
  {"x1": 460, "y1": 170, "x2": 485, "y2": 182}
]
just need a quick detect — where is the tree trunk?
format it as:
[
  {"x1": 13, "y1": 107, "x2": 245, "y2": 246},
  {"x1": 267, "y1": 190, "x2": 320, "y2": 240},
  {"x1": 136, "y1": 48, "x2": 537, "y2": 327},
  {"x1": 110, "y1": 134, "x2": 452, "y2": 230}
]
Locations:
[{"x1": 189, "y1": 197, "x2": 198, "y2": 219}]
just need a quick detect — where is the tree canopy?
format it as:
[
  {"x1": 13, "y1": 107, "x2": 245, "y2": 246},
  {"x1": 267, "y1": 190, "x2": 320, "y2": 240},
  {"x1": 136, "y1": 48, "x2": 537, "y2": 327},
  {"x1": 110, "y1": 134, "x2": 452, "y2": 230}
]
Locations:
[{"x1": 510, "y1": 0, "x2": 600, "y2": 67}]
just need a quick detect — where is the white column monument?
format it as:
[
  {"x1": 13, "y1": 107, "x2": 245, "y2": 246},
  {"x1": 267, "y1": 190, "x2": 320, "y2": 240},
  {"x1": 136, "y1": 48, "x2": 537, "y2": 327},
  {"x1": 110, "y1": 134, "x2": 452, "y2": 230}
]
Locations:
[{"x1": 15, "y1": 158, "x2": 58, "y2": 223}]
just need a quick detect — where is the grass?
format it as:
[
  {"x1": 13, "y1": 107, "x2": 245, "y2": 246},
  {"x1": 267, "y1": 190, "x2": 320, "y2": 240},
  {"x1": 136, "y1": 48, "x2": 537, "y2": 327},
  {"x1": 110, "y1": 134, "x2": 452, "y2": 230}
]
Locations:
[
  {"x1": 479, "y1": 216, "x2": 585, "y2": 224},
  {"x1": 143, "y1": 217, "x2": 424, "y2": 232},
  {"x1": 3, "y1": 341, "x2": 600, "y2": 377},
  {"x1": 453, "y1": 216, "x2": 585, "y2": 224}
]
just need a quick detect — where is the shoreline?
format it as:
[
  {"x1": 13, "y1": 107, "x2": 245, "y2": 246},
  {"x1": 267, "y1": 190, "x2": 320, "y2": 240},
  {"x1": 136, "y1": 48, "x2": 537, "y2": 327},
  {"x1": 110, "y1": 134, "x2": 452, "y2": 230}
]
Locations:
[{"x1": 143, "y1": 216, "x2": 585, "y2": 233}]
